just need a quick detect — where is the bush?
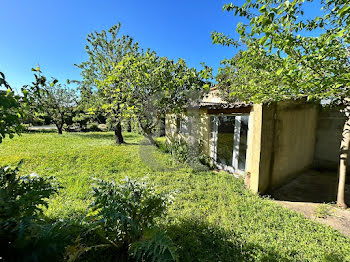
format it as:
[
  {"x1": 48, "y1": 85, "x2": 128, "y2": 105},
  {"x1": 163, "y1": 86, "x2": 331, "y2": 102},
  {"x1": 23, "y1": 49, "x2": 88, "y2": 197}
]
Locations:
[
  {"x1": 161, "y1": 138, "x2": 211, "y2": 170},
  {"x1": 87, "y1": 123, "x2": 101, "y2": 132},
  {"x1": 0, "y1": 162, "x2": 70, "y2": 261},
  {"x1": 130, "y1": 229, "x2": 177, "y2": 262},
  {"x1": 67, "y1": 177, "x2": 177, "y2": 262},
  {"x1": 162, "y1": 138, "x2": 195, "y2": 163},
  {"x1": 0, "y1": 164, "x2": 176, "y2": 262}
]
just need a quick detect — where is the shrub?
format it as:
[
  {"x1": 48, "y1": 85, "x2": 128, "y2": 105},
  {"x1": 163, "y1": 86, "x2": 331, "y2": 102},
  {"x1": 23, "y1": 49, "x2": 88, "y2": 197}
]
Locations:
[
  {"x1": 87, "y1": 123, "x2": 101, "y2": 132},
  {"x1": 68, "y1": 177, "x2": 177, "y2": 262},
  {"x1": 130, "y1": 229, "x2": 177, "y2": 262},
  {"x1": 163, "y1": 138, "x2": 195, "y2": 163},
  {"x1": 0, "y1": 162, "x2": 69, "y2": 261},
  {"x1": 161, "y1": 138, "x2": 210, "y2": 171},
  {"x1": 198, "y1": 152, "x2": 215, "y2": 169}
]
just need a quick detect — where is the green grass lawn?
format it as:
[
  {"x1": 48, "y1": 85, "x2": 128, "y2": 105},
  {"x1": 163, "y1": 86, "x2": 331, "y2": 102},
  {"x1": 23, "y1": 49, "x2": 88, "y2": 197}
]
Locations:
[{"x1": 1, "y1": 132, "x2": 350, "y2": 261}]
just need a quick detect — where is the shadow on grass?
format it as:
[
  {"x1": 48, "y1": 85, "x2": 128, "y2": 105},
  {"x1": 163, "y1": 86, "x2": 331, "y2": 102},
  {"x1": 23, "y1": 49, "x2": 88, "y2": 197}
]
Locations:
[
  {"x1": 165, "y1": 218, "x2": 288, "y2": 262},
  {"x1": 72, "y1": 132, "x2": 115, "y2": 140},
  {"x1": 165, "y1": 219, "x2": 292, "y2": 262},
  {"x1": 72, "y1": 132, "x2": 141, "y2": 144},
  {"x1": 26, "y1": 129, "x2": 58, "y2": 134}
]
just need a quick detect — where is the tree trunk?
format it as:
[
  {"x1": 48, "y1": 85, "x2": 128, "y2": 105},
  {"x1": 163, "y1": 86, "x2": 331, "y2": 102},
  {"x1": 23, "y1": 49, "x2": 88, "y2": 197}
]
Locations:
[
  {"x1": 127, "y1": 119, "x2": 132, "y2": 132},
  {"x1": 114, "y1": 123, "x2": 124, "y2": 144},
  {"x1": 144, "y1": 131, "x2": 158, "y2": 147},
  {"x1": 337, "y1": 107, "x2": 350, "y2": 209},
  {"x1": 57, "y1": 125, "x2": 63, "y2": 135}
]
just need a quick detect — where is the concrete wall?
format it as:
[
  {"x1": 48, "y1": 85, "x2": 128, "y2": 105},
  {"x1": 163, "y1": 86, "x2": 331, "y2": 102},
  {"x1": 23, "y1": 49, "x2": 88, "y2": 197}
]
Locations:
[
  {"x1": 165, "y1": 114, "x2": 178, "y2": 143},
  {"x1": 198, "y1": 108, "x2": 210, "y2": 155},
  {"x1": 270, "y1": 101, "x2": 318, "y2": 188},
  {"x1": 313, "y1": 109, "x2": 348, "y2": 170},
  {"x1": 245, "y1": 104, "x2": 264, "y2": 192},
  {"x1": 246, "y1": 101, "x2": 318, "y2": 193},
  {"x1": 201, "y1": 88, "x2": 226, "y2": 104},
  {"x1": 165, "y1": 108, "x2": 210, "y2": 154},
  {"x1": 165, "y1": 113, "x2": 192, "y2": 143}
]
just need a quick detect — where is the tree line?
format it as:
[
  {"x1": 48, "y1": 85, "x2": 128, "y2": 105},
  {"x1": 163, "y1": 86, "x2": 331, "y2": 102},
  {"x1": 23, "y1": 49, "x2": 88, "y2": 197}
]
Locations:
[{"x1": 1, "y1": 23, "x2": 211, "y2": 144}]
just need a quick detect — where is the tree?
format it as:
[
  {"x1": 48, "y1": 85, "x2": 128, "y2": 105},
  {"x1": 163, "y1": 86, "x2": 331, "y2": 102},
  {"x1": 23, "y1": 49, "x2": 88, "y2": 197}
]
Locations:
[
  {"x1": 0, "y1": 72, "x2": 27, "y2": 143},
  {"x1": 101, "y1": 48, "x2": 210, "y2": 145},
  {"x1": 216, "y1": 47, "x2": 295, "y2": 102},
  {"x1": 76, "y1": 23, "x2": 138, "y2": 144},
  {"x1": 213, "y1": 0, "x2": 350, "y2": 208},
  {"x1": 26, "y1": 69, "x2": 77, "y2": 134},
  {"x1": 73, "y1": 92, "x2": 99, "y2": 131}
]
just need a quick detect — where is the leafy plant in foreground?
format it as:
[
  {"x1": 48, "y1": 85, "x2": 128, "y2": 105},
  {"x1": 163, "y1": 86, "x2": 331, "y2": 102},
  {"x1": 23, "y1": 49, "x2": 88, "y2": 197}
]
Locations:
[
  {"x1": 130, "y1": 229, "x2": 177, "y2": 262},
  {"x1": 68, "y1": 177, "x2": 177, "y2": 262},
  {"x1": 0, "y1": 162, "x2": 67, "y2": 261}
]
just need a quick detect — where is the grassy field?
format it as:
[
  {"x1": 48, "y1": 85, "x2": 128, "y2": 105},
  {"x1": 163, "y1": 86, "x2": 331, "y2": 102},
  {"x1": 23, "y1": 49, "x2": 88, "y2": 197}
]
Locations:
[{"x1": 1, "y1": 132, "x2": 350, "y2": 261}]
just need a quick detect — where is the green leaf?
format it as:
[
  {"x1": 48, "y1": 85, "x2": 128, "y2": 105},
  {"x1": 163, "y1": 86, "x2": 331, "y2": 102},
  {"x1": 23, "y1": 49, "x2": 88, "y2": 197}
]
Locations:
[
  {"x1": 259, "y1": 5, "x2": 267, "y2": 13},
  {"x1": 335, "y1": 29, "x2": 346, "y2": 38},
  {"x1": 338, "y1": 5, "x2": 350, "y2": 17},
  {"x1": 259, "y1": 36, "x2": 267, "y2": 45}
]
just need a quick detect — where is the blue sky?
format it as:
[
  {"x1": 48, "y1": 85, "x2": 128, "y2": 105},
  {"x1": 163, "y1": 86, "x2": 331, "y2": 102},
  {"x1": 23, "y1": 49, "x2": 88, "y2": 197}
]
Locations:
[
  {"x1": 1, "y1": 0, "x2": 323, "y2": 92},
  {"x1": 1, "y1": 0, "x2": 241, "y2": 91}
]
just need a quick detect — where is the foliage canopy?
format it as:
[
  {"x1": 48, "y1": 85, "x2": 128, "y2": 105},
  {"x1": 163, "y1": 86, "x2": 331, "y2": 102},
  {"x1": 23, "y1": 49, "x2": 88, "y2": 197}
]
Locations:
[
  {"x1": 25, "y1": 69, "x2": 77, "y2": 134},
  {"x1": 0, "y1": 72, "x2": 25, "y2": 142},
  {"x1": 214, "y1": 0, "x2": 349, "y2": 104},
  {"x1": 101, "y1": 47, "x2": 210, "y2": 144}
]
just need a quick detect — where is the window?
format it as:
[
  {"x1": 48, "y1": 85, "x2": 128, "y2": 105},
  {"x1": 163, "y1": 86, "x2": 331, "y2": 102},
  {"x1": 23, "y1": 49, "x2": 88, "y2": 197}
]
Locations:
[{"x1": 210, "y1": 114, "x2": 249, "y2": 174}]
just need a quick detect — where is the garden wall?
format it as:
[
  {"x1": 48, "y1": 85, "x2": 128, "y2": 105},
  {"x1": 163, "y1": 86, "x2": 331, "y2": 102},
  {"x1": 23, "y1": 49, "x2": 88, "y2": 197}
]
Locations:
[
  {"x1": 313, "y1": 109, "x2": 349, "y2": 171},
  {"x1": 246, "y1": 100, "x2": 318, "y2": 193}
]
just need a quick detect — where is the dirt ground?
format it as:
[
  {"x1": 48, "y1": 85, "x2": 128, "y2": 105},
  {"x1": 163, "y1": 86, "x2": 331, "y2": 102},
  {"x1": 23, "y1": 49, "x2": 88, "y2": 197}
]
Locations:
[{"x1": 271, "y1": 170, "x2": 350, "y2": 237}]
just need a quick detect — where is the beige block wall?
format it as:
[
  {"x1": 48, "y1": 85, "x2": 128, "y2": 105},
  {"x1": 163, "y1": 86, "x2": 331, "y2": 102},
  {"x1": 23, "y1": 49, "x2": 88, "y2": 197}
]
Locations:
[
  {"x1": 258, "y1": 105, "x2": 277, "y2": 192},
  {"x1": 246, "y1": 101, "x2": 318, "y2": 193},
  {"x1": 202, "y1": 89, "x2": 226, "y2": 104},
  {"x1": 245, "y1": 104, "x2": 276, "y2": 193},
  {"x1": 165, "y1": 113, "x2": 190, "y2": 143},
  {"x1": 245, "y1": 104, "x2": 263, "y2": 193},
  {"x1": 270, "y1": 102, "x2": 318, "y2": 188},
  {"x1": 165, "y1": 114, "x2": 178, "y2": 143},
  {"x1": 314, "y1": 109, "x2": 349, "y2": 170},
  {"x1": 198, "y1": 108, "x2": 210, "y2": 155},
  {"x1": 165, "y1": 108, "x2": 210, "y2": 154}
]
